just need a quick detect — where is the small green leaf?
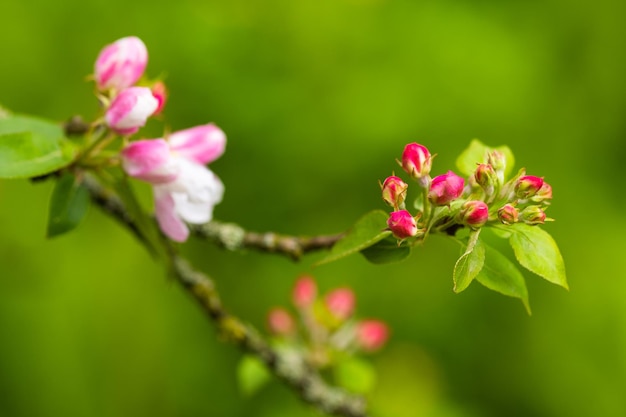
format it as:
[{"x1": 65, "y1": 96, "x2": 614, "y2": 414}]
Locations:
[
  {"x1": 237, "y1": 355, "x2": 271, "y2": 397},
  {"x1": 476, "y1": 243, "x2": 531, "y2": 314},
  {"x1": 315, "y1": 210, "x2": 390, "y2": 266},
  {"x1": 361, "y1": 235, "x2": 411, "y2": 264},
  {"x1": 47, "y1": 172, "x2": 90, "y2": 238},
  {"x1": 333, "y1": 357, "x2": 377, "y2": 394},
  {"x1": 0, "y1": 115, "x2": 76, "y2": 179},
  {"x1": 453, "y1": 229, "x2": 485, "y2": 293},
  {"x1": 508, "y1": 223, "x2": 568, "y2": 289},
  {"x1": 456, "y1": 139, "x2": 515, "y2": 179}
]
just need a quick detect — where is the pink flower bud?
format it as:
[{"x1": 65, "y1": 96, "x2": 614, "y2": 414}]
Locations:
[
  {"x1": 387, "y1": 210, "x2": 418, "y2": 239},
  {"x1": 267, "y1": 307, "x2": 295, "y2": 336},
  {"x1": 381, "y1": 176, "x2": 408, "y2": 209},
  {"x1": 428, "y1": 171, "x2": 465, "y2": 205},
  {"x1": 356, "y1": 320, "x2": 389, "y2": 352},
  {"x1": 520, "y1": 206, "x2": 546, "y2": 225},
  {"x1": 151, "y1": 81, "x2": 168, "y2": 115},
  {"x1": 94, "y1": 36, "x2": 148, "y2": 91},
  {"x1": 498, "y1": 204, "x2": 519, "y2": 225},
  {"x1": 515, "y1": 175, "x2": 544, "y2": 199},
  {"x1": 325, "y1": 287, "x2": 355, "y2": 320},
  {"x1": 459, "y1": 200, "x2": 489, "y2": 228},
  {"x1": 531, "y1": 182, "x2": 552, "y2": 203},
  {"x1": 168, "y1": 124, "x2": 227, "y2": 165},
  {"x1": 121, "y1": 139, "x2": 179, "y2": 183},
  {"x1": 474, "y1": 163, "x2": 497, "y2": 189},
  {"x1": 105, "y1": 87, "x2": 158, "y2": 135},
  {"x1": 292, "y1": 275, "x2": 317, "y2": 308},
  {"x1": 401, "y1": 143, "x2": 432, "y2": 180}
]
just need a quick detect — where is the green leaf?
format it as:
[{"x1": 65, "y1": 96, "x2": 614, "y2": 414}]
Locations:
[
  {"x1": 476, "y1": 243, "x2": 531, "y2": 314},
  {"x1": 333, "y1": 357, "x2": 377, "y2": 394},
  {"x1": 47, "y1": 172, "x2": 90, "y2": 238},
  {"x1": 0, "y1": 115, "x2": 76, "y2": 179},
  {"x1": 237, "y1": 355, "x2": 271, "y2": 397},
  {"x1": 361, "y1": 235, "x2": 411, "y2": 264},
  {"x1": 315, "y1": 210, "x2": 391, "y2": 266},
  {"x1": 456, "y1": 139, "x2": 515, "y2": 179},
  {"x1": 453, "y1": 229, "x2": 485, "y2": 293},
  {"x1": 508, "y1": 223, "x2": 568, "y2": 290}
]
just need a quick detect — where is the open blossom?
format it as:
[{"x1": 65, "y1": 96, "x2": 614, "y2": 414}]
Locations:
[
  {"x1": 105, "y1": 86, "x2": 158, "y2": 135},
  {"x1": 95, "y1": 36, "x2": 148, "y2": 91},
  {"x1": 121, "y1": 123, "x2": 227, "y2": 242}
]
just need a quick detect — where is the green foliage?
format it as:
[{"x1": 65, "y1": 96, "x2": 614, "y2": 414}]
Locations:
[
  {"x1": 455, "y1": 139, "x2": 515, "y2": 179},
  {"x1": 508, "y1": 223, "x2": 568, "y2": 290},
  {"x1": 0, "y1": 114, "x2": 75, "y2": 178},
  {"x1": 453, "y1": 230, "x2": 485, "y2": 293},
  {"x1": 46, "y1": 172, "x2": 89, "y2": 238},
  {"x1": 333, "y1": 357, "x2": 377, "y2": 394},
  {"x1": 316, "y1": 210, "x2": 391, "y2": 266},
  {"x1": 361, "y1": 235, "x2": 411, "y2": 264},
  {"x1": 237, "y1": 355, "x2": 271, "y2": 397}
]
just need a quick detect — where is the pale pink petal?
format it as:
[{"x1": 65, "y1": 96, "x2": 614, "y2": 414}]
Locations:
[
  {"x1": 121, "y1": 139, "x2": 179, "y2": 183},
  {"x1": 154, "y1": 188, "x2": 189, "y2": 242},
  {"x1": 95, "y1": 36, "x2": 148, "y2": 91},
  {"x1": 106, "y1": 87, "x2": 158, "y2": 135},
  {"x1": 168, "y1": 123, "x2": 226, "y2": 165}
]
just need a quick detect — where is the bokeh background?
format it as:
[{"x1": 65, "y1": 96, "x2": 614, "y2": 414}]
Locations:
[{"x1": 1, "y1": 0, "x2": 625, "y2": 416}]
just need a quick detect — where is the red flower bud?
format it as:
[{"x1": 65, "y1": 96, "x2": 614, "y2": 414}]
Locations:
[
  {"x1": 325, "y1": 288, "x2": 355, "y2": 320},
  {"x1": 498, "y1": 204, "x2": 519, "y2": 225},
  {"x1": 428, "y1": 171, "x2": 465, "y2": 205},
  {"x1": 387, "y1": 210, "x2": 418, "y2": 239},
  {"x1": 401, "y1": 143, "x2": 432, "y2": 180},
  {"x1": 267, "y1": 307, "x2": 295, "y2": 336},
  {"x1": 459, "y1": 200, "x2": 489, "y2": 228},
  {"x1": 474, "y1": 163, "x2": 497, "y2": 189},
  {"x1": 356, "y1": 320, "x2": 389, "y2": 352},
  {"x1": 381, "y1": 176, "x2": 408, "y2": 209},
  {"x1": 292, "y1": 275, "x2": 317, "y2": 308},
  {"x1": 516, "y1": 175, "x2": 544, "y2": 199}
]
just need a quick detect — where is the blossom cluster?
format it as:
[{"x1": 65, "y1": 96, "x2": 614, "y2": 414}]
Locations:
[
  {"x1": 267, "y1": 276, "x2": 389, "y2": 366},
  {"x1": 382, "y1": 143, "x2": 553, "y2": 240},
  {"x1": 93, "y1": 36, "x2": 226, "y2": 241}
]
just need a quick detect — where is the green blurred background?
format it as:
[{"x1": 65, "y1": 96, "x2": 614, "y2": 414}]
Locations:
[{"x1": 1, "y1": 0, "x2": 625, "y2": 416}]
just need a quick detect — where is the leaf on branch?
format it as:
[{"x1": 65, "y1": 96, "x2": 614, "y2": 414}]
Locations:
[
  {"x1": 456, "y1": 139, "x2": 515, "y2": 179},
  {"x1": 237, "y1": 355, "x2": 271, "y2": 397},
  {"x1": 0, "y1": 114, "x2": 76, "y2": 179},
  {"x1": 453, "y1": 229, "x2": 485, "y2": 293},
  {"x1": 315, "y1": 210, "x2": 391, "y2": 266},
  {"x1": 508, "y1": 223, "x2": 568, "y2": 290},
  {"x1": 361, "y1": 235, "x2": 411, "y2": 264},
  {"x1": 476, "y1": 242, "x2": 531, "y2": 314},
  {"x1": 47, "y1": 172, "x2": 90, "y2": 238},
  {"x1": 333, "y1": 357, "x2": 377, "y2": 394}
]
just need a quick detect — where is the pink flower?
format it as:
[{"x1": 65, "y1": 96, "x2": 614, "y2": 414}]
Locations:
[
  {"x1": 401, "y1": 143, "x2": 431, "y2": 180},
  {"x1": 459, "y1": 200, "x2": 489, "y2": 228},
  {"x1": 121, "y1": 124, "x2": 227, "y2": 242},
  {"x1": 292, "y1": 276, "x2": 317, "y2": 308},
  {"x1": 381, "y1": 176, "x2": 408, "y2": 209},
  {"x1": 356, "y1": 320, "x2": 389, "y2": 352},
  {"x1": 94, "y1": 36, "x2": 148, "y2": 91},
  {"x1": 105, "y1": 87, "x2": 158, "y2": 135},
  {"x1": 267, "y1": 308, "x2": 295, "y2": 336},
  {"x1": 428, "y1": 171, "x2": 465, "y2": 205},
  {"x1": 325, "y1": 287, "x2": 355, "y2": 320},
  {"x1": 168, "y1": 124, "x2": 227, "y2": 165},
  {"x1": 387, "y1": 210, "x2": 418, "y2": 239}
]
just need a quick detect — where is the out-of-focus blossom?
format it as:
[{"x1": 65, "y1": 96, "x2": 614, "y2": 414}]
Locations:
[
  {"x1": 95, "y1": 36, "x2": 148, "y2": 91},
  {"x1": 105, "y1": 86, "x2": 158, "y2": 135}
]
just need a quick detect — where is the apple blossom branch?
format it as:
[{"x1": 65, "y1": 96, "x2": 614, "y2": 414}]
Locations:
[{"x1": 81, "y1": 174, "x2": 367, "y2": 417}]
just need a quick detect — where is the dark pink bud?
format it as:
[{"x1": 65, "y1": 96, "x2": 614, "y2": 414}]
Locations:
[
  {"x1": 267, "y1": 307, "x2": 295, "y2": 336},
  {"x1": 381, "y1": 176, "x2": 408, "y2": 209},
  {"x1": 325, "y1": 287, "x2": 355, "y2": 320},
  {"x1": 356, "y1": 320, "x2": 389, "y2": 352},
  {"x1": 520, "y1": 206, "x2": 546, "y2": 225},
  {"x1": 516, "y1": 175, "x2": 544, "y2": 199},
  {"x1": 474, "y1": 163, "x2": 497, "y2": 189},
  {"x1": 292, "y1": 275, "x2": 317, "y2": 308},
  {"x1": 151, "y1": 81, "x2": 168, "y2": 115},
  {"x1": 498, "y1": 204, "x2": 519, "y2": 225},
  {"x1": 459, "y1": 200, "x2": 489, "y2": 228},
  {"x1": 387, "y1": 210, "x2": 418, "y2": 239},
  {"x1": 401, "y1": 143, "x2": 431, "y2": 179},
  {"x1": 428, "y1": 171, "x2": 465, "y2": 205}
]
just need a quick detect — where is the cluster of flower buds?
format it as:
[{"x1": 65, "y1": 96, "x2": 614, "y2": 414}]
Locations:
[
  {"x1": 267, "y1": 276, "x2": 389, "y2": 366},
  {"x1": 92, "y1": 37, "x2": 226, "y2": 241},
  {"x1": 381, "y1": 142, "x2": 553, "y2": 240}
]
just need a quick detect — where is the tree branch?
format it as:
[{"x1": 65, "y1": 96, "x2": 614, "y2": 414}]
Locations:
[{"x1": 82, "y1": 174, "x2": 368, "y2": 417}]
